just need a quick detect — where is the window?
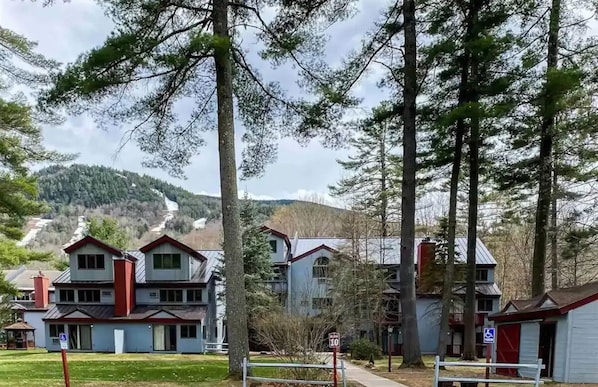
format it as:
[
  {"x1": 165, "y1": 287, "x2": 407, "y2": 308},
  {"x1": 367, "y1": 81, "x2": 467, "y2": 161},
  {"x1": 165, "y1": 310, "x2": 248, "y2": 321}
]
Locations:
[
  {"x1": 49, "y1": 324, "x2": 62, "y2": 337},
  {"x1": 149, "y1": 292, "x2": 158, "y2": 299},
  {"x1": 477, "y1": 299, "x2": 493, "y2": 312},
  {"x1": 214, "y1": 326, "x2": 218, "y2": 338},
  {"x1": 160, "y1": 289, "x2": 183, "y2": 302},
  {"x1": 312, "y1": 257, "x2": 330, "y2": 278},
  {"x1": 202, "y1": 325, "x2": 207, "y2": 339},
  {"x1": 59, "y1": 289, "x2": 75, "y2": 302},
  {"x1": 187, "y1": 289, "x2": 202, "y2": 302},
  {"x1": 181, "y1": 325, "x2": 197, "y2": 338},
  {"x1": 312, "y1": 297, "x2": 332, "y2": 309},
  {"x1": 78, "y1": 290, "x2": 100, "y2": 303},
  {"x1": 153, "y1": 253, "x2": 181, "y2": 269},
  {"x1": 269, "y1": 240, "x2": 277, "y2": 253},
  {"x1": 77, "y1": 254, "x2": 105, "y2": 269},
  {"x1": 476, "y1": 269, "x2": 489, "y2": 282}
]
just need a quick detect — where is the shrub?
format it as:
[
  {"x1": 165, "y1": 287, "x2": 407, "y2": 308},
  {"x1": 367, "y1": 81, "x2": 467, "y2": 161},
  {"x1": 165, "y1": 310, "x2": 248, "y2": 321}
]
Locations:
[{"x1": 349, "y1": 339, "x2": 382, "y2": 360}]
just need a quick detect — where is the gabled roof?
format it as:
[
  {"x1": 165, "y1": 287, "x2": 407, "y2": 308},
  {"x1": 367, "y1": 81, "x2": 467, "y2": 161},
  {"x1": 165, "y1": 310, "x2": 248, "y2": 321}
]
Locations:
[
  {"x1": 139, "y1": 234, "x2": 206, "y2": 260},
  {"x1": 3, "y1": 321, "x2": 35, "y2": 330},
  {"x1": 2, "y1": 267, "x2": 63, "y2": 290},
  {"x1": 43, "y1": 304, "x2": 206, "y2": 322},
  {"x1": 291, "y1": 244, "x2": 339, "y2": 262},
  {"x1": 261, "y1": 226, "x2": 291, "y2": 248},
  {"x1": 490, "y1": 281, "x2": 598, "y2": 322},
  {"x1": 63, "y1": 235, "x2": 124, "y2": 257}
]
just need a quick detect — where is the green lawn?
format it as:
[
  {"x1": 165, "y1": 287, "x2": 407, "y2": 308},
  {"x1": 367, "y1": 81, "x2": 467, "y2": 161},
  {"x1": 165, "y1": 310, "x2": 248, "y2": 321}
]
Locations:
[{"x1": 0, "y1": 350, "x2": 277, "y2": 386}]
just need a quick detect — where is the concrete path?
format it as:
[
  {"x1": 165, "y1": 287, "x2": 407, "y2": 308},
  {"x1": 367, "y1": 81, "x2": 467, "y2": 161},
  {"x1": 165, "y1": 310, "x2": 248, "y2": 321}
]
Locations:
[{"x1": 341, "y1": 360, "x2": 409, "y2": 387}]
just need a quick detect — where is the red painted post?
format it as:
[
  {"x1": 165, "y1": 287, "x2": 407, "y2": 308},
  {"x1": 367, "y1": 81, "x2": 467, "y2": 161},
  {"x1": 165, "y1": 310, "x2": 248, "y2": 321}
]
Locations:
[
  {"x1": 61, "y1": 348, "x2": 70, "y2": 387},
  {"x1": 333, "y1": 346, "x2": 338, "y2": 387}
]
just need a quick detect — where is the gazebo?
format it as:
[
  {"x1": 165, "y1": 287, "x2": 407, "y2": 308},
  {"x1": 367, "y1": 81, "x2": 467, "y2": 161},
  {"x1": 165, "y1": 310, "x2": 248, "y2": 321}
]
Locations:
[{"x1": 3, "y1": 319, "x2": 35, "y2": 349}]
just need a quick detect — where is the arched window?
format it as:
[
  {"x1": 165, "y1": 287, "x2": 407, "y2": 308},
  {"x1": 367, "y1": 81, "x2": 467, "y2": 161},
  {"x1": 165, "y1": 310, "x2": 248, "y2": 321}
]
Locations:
[{"x1": 312, "y1": 256, "x2": 330, "y2": 278}]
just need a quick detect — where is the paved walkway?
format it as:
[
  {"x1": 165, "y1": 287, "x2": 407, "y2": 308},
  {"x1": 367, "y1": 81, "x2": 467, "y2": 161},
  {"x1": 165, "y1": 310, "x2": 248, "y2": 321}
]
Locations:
[{"x1": 341, "y1": 360, "x2": 408, "y2": 387}]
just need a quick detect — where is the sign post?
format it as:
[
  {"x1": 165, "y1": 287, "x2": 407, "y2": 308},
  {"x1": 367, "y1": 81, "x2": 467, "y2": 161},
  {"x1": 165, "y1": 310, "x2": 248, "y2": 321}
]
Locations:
[
  {"x1": 328, "y1": 332, "x2": 340, "y2": 387},
  {"x1": 387, "y1": 326, "x2": 394, "y2": 372},
  {"x1": 59, "y1": 332, "x2": 70, "y2": 387},
  {"x1": 483, "y1": 327, "x2": 496, "y2": 387}
]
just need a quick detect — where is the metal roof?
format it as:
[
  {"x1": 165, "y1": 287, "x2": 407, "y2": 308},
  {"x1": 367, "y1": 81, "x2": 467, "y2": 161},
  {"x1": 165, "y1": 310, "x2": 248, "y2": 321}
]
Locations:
[
  {"x1": 2, "y1": 266, "x2": 63, "y2": 290},
  {"x1": 42, "y1": 304, "x2": 206, "y2": 321},
  {"x1": 291, "y1": 237, "x2": 497, "y2": 265}
]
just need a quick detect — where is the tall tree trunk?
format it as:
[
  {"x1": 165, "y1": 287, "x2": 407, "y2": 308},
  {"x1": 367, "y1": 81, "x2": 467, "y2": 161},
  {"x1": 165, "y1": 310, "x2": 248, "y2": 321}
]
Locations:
[
  {"x1": 462, "y1": 0, "x2": 481, "y2": 361},
  {"x1": 213, "y1": 0, "x2": 249, "y2": 378},
  {"x1": 532, "y1": 0, "x2": 561, "y2": 297},
  {"x1": 550, "y1": 159, "x2": 558, "y2": 290},
  {"x1": 436, "y1": 70, "x2": 468, "y2": 361},
  {"x1": 399, "y1": 0, "x2": 424, "y2": 368},
  {"x1": 380, "y1": 129, "x2": 389, "y2": 239}
]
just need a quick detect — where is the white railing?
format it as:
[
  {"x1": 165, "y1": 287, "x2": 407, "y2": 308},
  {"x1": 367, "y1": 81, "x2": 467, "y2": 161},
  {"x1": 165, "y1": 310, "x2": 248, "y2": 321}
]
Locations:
[
  {"x1": 433, "y1": 356, "x2": 545, "y2": 386},
  {"x1": 242, "y1": 357, "x2": 347, "y2": 387},
  {"x1": 203, "y1": 342, "x2": 228, "y2": 354}
]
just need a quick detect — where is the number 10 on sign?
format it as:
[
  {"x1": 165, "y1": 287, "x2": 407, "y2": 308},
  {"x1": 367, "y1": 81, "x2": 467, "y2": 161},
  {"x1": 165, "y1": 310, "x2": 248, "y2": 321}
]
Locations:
[{"x1": 329, "y1": 333, "x2": 339, "y2": 387}]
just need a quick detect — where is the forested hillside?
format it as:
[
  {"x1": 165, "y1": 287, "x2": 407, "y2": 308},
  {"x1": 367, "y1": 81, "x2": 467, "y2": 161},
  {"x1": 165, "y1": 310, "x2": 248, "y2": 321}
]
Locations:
[{"x1": 24, "y1": 164, "x2": 301, "y2": 254}]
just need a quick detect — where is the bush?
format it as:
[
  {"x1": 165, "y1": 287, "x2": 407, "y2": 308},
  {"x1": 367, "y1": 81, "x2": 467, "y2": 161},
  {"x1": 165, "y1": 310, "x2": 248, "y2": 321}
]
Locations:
[{"x1": 349, "y1": 339, "x2": 382, "y2": 360}]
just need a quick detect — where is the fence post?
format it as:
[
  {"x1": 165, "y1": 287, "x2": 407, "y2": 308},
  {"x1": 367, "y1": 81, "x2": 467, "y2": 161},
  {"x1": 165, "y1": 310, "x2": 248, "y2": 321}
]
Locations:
[
  {"x1": 242, "y1": 357, "x2": 247, "y2": 387},
  {"x1": 534, "y1": 358, "x2": 543, "y2": 387},
  {"x1": 433, "y1": 355, "x2": 440, "y2": 387},
  {"x1": 341, "y1": 359, "x2": 347, "y2": 387}
]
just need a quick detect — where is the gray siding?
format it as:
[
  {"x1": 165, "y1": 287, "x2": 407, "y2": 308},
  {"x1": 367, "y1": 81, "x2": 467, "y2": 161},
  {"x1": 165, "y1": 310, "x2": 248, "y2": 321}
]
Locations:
[
  {"x1": 565, "y1": 300, "x2": 598, "y2": 383},
  {"x1": 268, "y1": 235, "x2": 287, "y2": 263},
  {"x1": 45, "y1": 322, "x2": 203, "y2": 353},
  {"x1": 136, "y1": 288, "x2": 207, "y2": 305},
  {"x1": 518, "y1": 322, "x2": 540, "y2": 378},
  {"x1": 68, "y1": 245, "x2": 114, "y2": 282},
  {"x1": 289, "y1": 250, "x2": 332, "y2": 316},
  {"x1": 417, "y1": 298, "x2": 441, "y2": 354},
  {"x1": 144, "y1": 245, "x2": 190, "y2": 281},
  {"x1": 547, "y1": 316, "x2": 568, "y2": 382}
]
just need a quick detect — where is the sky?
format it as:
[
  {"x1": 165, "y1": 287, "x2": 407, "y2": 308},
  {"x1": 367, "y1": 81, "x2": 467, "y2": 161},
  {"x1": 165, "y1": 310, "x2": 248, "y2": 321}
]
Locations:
[{"x1": 0, "y1": 0, "x2": 390, "y2": 206}]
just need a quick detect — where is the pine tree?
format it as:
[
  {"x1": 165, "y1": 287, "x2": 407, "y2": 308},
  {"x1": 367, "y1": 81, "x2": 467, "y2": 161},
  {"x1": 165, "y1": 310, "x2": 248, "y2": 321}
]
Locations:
[{"x1": 329, "y1": 103, "x2": 401, "y2": 237}]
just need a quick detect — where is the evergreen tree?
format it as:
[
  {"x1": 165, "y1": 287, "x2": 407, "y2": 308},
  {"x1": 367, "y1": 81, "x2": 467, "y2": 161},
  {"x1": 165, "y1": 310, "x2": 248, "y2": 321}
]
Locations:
[
  {"x1": 84, "y1": 217, "x2": 130, "y2": 249},
  {"x1": 40, "y1": 1, "x2": 356, "y2": 376},
  {"x1": 329, "y1": 103, "x2": 401, "y2": 237}
]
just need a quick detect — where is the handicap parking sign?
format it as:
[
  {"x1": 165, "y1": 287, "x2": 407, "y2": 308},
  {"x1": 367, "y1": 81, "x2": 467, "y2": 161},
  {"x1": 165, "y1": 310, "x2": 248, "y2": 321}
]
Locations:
[
  {"x1": 59, "y1": 332, "x2": 68, "y2": 350},
  {"x1": 483, "y1": 327, "x2": 495, "y2": 344}
]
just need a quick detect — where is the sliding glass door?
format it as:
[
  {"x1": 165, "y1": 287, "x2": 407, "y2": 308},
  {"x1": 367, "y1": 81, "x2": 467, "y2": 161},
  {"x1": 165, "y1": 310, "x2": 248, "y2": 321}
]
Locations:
[
  {"x1": 153, "y1": 325, "x2": 177, "y2": 351},
  {"x1": 67, "y1": 324, "x2": 92, "y2": 350}
]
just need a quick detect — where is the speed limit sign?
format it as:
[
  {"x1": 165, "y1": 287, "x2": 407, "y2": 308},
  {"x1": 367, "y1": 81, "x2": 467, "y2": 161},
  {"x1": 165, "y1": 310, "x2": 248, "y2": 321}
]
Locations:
[{"x1": 328, "y1": 332, "x2": 340, "y2": 349}]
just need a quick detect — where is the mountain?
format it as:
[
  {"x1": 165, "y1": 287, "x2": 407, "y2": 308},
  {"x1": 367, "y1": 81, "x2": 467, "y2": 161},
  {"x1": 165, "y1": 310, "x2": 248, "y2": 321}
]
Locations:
[{"x1": 22, "y1": 164, "x2": 299, "y2": 254}]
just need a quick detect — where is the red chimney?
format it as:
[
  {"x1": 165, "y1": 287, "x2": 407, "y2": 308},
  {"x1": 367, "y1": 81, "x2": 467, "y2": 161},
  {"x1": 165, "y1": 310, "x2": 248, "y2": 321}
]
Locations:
[
  {"x1": 33, "y1": 272, "x2": 50, "y2": 309},
  {"x1": 417, "y1": 240, "x2": 436, "y2": 279},
  {"x1": 113, "y1": 256, "x2": 136, "y2": 317}
]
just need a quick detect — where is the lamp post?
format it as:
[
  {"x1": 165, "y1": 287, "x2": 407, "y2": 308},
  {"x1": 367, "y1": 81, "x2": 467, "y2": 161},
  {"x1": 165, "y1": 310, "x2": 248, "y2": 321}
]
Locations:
[{"x1": 387, "y1": 326, "x2": 394, "y2": 372}]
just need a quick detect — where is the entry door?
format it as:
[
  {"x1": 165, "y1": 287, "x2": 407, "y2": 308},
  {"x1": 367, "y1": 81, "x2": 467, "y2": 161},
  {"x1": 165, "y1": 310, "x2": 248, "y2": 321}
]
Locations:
[
  {"x1": 539, "y1": 323, "x2": 556, "y2": 378},
  {"x1": 496, "y1": 324, "x2": 521, "y2": 376},
  {"x1": 153, "y1": 325, "x2": 177, "y2": 351}
]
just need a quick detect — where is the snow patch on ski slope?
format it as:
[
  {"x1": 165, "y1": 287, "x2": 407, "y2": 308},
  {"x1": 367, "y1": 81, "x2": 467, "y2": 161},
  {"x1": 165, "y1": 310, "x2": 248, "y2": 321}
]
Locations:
[
  {"x1": 63, "y1": 216, "x2": 87, "y2": 248},
  {"x1": 151, "y1": 189, "x2": 179, "y2": 233},
  {"x1": 193, "y1": 218, "x2": 207, "y2": 229},
  {"x1": 17, "y1": 218, "x2": 53, "y2": 247}
]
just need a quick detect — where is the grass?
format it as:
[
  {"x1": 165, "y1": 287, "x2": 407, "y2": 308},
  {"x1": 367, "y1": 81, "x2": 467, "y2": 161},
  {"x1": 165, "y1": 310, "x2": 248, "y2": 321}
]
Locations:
[
  {"x1": 0, "y1": 350, "x2": 278, "y2": 386},
  {"x1": 353, "y1": 355, "x2": 598, "y2": 387}
]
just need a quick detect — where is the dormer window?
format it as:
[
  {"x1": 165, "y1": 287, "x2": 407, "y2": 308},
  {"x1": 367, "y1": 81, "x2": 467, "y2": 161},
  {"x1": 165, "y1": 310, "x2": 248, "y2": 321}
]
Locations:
[
  {"x1": 269, "y1": 240, "x2": 277, "y2": 253},
  {"x1": 154, "y1": 253, "x2": 181, "y2": 269},
  {"x1": 475, "y1": 269, "x2": 489, "y2": 282},
  {"x1": 78, "y1": 290, "x2": 100, "y2": 303},
  {"x1": 78, "y1": 254, "x2": 105, "y2": 270},
  {"x1": 313, "y1": 257, "x2": 330, "y2": 278}
]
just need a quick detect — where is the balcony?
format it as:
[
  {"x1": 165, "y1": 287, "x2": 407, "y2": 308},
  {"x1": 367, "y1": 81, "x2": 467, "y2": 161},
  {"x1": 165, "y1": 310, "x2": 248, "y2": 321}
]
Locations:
[
  {"x1": 265, "y1": 279, "x2": 287, "y2": 293},
  {"x1": 448, "y1": 313, "x2": 487, "y2": 326}
]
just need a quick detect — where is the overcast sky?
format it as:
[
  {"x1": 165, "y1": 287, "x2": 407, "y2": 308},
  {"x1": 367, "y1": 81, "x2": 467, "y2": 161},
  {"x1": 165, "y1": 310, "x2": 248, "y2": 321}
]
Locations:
[{"x1": 0, "y1": 0, "x2": 389, "y2": 206}]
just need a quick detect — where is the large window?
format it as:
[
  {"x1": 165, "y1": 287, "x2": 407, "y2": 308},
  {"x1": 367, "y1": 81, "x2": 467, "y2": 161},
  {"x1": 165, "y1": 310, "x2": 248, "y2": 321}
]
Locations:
[
  {"x1": 78, "y1": 290, "x2": 101, "y2": 303},
  {"x1": 160, "y1": 289, "x2": 183, "y2": 302},
  {"x1": 269, "y1": 240, "x2": 277, "y2": 253},
  {"x1": 477, "y1": 299, "x2": 493, "y2": 312},
  {"x1": 312, "y1": 297, "x2": 332, "y2": 309},
  {"x1": 153, "y1": 325, "x2": 177, "y2": 351},
  {"x1": 78, "y1": 254, "x2": 105, "y2": 269},
  {"x1": 476, "y1": 269, "x2": 489, "y2": 282},
  {"x1": 59, "y1": 289, "x2": 75, "y2": 302},
  {"x1": 187, "y1": 289, "x2": 202, "y2": 302},
  {"x1": 49, "y1": 324, "x2": 63, "y2": 337},
  {"x1": 181, "y1": 325, "x2": 197, "y2": 338},
  {"x1": 154, "y1": 253, "x2": 181, "y2": 269},
  {"x1": 312, "y1": 257, "x2": 330, "y2": 278}
]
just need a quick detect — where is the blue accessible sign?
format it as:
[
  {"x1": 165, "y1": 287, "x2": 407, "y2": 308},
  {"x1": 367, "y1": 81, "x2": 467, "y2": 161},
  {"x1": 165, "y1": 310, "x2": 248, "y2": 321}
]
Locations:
[
  {"x1": 59, "y1": 332, "x2": 68, "y2": 350},
  {"x1": 483, "y1": 327, "x2": 495, "y2": 344}
]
